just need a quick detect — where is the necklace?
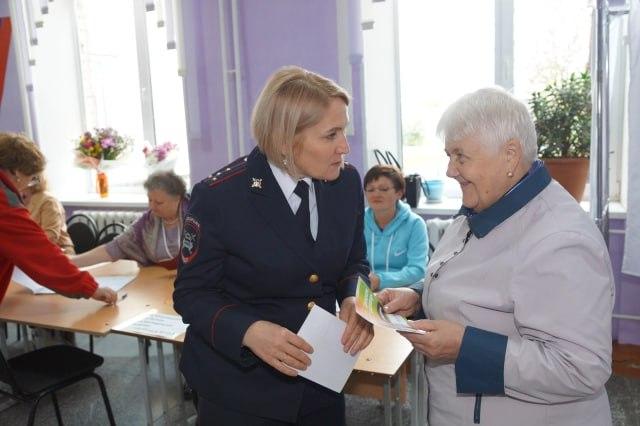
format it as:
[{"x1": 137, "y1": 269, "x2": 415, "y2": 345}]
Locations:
[{"x1": 163, "y1": 216, "x2": 180, "y2": 226}]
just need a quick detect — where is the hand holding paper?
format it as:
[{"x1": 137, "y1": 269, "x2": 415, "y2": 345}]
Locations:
[
  {"x1": 296, "y1": 305, "x2": 359, "y2": 392},
  {"x1": 355, "y1": 277, "x2": 425, "y2": 334},
  {"x1": 242, "y1": 320, "x2": 313, "y2": 377}
]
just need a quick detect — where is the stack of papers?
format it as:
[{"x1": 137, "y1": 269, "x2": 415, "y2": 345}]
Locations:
[
  {"x1": 112, "y1": 310, "x2": 188, "y2": 340},
  {"x1": 11, "y1": 267, "x2": 135, "y2": 295}
]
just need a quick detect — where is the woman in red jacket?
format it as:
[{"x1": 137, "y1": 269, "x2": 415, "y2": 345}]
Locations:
[{"x1": 0, "y1": 132, "x2": 116, "y2": 304}]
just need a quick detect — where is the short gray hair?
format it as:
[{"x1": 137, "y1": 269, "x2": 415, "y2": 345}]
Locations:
[
  {"x1": 143, "y1": 171, "x2": 187, "y2": 198},
  {"x1": 436, "y1": 87, "x2": 538, "y2": 164}
]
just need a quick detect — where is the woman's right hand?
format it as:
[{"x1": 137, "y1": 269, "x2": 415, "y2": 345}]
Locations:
[
  {"x1": 377, "y1": 287, "x2": 420, "y2": 317},
  {"x1": 242, "y1": 320, "x2": 313, "y2": 377},
  {"x1": 91, "y1": 287, "x2": 118, "y2": 304}
]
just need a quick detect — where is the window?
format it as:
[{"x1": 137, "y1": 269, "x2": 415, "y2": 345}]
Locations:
[
  {"x1": 14, "y1": 0, "x2": 189, "y2": 200},
  {"x1": 363, "y1": 0, "x2": 607, "y2": 201}
]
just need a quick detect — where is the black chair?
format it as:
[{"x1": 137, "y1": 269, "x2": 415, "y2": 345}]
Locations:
[
  {"x1": 97, "y1": 222, "x2": 126, "y2": 246},
  {"x1": 66, "y1": 214, "x2": 99, "y2": 254},
  {"x1": 0, "y1": 345, "x2": 116, "y2": 425}
]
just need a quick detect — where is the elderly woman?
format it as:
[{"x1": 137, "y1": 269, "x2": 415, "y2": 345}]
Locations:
[
  {"x1": 364, "y1": 165, "x2": 428, "y2": 291},
  {"x1": 174, "y1": 66, "x2": 374, "y2": 425},
  {"x1": 0, "y1": 132, "x2": 116, "y2": 304},
  {"x1": 72, "y1": 171, "x2": 188, "y2": 270},
  {"x1": 380, "y1": 88, "x2": 614, "y2": 426},
  {"x1": 22, "y1": 175, "x2": 75, "y2": 255}
]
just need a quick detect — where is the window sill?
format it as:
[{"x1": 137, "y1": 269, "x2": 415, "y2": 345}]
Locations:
[
  {"x1": 57, "y1": 192, "x2": 148, "y2": 209},
  {"x1": 413, "y1": 197, "x2": 627, "y2": 220}
]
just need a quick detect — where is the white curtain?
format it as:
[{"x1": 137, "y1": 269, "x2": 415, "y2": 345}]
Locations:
[{"x1": 622, "y1": 0, "x2": 640, "y2": 276}]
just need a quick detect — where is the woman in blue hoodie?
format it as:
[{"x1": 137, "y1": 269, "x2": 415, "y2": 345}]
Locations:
[{"x1": 364, "y1": 165, "x2": 428, "y2": 291}]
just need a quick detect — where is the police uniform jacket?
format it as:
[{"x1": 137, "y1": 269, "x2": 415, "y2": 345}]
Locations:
[
  {"x1": 173, "y1": 147, "x2": 369, "y2": 422},
  {"x1": 423, "y1": 162, "x2": 613, "y2": 426}
]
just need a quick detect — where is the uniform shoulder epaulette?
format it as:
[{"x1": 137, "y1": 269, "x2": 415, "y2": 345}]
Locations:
[{"x1": 205, "y1": 155, "x2": 248, "y2": 187}]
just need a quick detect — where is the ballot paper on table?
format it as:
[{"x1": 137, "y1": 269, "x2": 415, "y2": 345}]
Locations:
[
  {"x1": 11, "y1": 267, "x2": 135, "y2": 295},
  {"x1": 296, "y1": 305, "x2": 358, "y2": 393},
  {"x1": 112, "y1": 309, "x2": 188, "y2": 339},
  {"x1": 355, "y1": 277, "x2": 425, "y2": 334}
]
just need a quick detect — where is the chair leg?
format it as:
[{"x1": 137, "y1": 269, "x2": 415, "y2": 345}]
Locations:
[
  {"x1": 27, "y1": 394, "x2": 47, "y2": 426},
  {"x1": 92, "y1": 373, "x2": 116, "y2": 426},
  {"x1": 51, "y1": 392, "x2": 64, "y2": 425}
]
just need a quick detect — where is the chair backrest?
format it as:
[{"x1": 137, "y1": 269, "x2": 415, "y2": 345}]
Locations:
[
  {"x1": 0, "y1": 350, "x2": 22, "y2": 397},
  {"x1": 97, "y1": 222, "x2": 126, "y2": 246},
  {"x1": 425, "y1": 218, "x2": 454, "y2": 257},
  {"x1": 66, "y1": 214, "x2": 99, "y2": 254}
]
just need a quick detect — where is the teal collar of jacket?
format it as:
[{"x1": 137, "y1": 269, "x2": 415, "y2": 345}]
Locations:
[{"x1": 457, "y1": 160, "x2": 551, "y2": 238}]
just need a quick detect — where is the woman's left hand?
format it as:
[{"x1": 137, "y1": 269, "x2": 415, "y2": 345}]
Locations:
[
  {"x1": 339, "y1": 296, "x2": 374, "y2": 355},
  {"x1": 400, "y1": 319, "x2": 465, "y2": 362}
]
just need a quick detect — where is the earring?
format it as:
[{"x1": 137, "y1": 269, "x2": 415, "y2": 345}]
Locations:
[
  {"x1": 283, "y1": 158, "x2": 288, "y2": 167},
  {"x1": 507, "y1": 171, "x2": 514, "y2": 177}
]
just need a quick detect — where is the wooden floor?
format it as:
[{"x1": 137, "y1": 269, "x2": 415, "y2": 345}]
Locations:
[{"x1": 612, "y1": 342, "x2": 640, "y2": 379}]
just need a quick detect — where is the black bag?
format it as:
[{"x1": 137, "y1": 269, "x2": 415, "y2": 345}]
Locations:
[{"x1": 404, "y1": 174, "x2": 422, "y2": 208}]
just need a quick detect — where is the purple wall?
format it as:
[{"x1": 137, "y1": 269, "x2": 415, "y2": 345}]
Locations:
[
  {"x1": 610, "y1": 219, "x2": 640, "y2": 344},
  {"x1": 181, "y1": 0, "x2": 366, "y2": 184},
  {"x1": 0, "y1": 5, "x2": 27, "y2": 133}
]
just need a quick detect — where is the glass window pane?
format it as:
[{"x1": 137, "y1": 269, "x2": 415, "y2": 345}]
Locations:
[
  {"x1": 398, "y1": 0, "x2": 495, "y2": 198},
  {"x1": 513, "y1": 0, "x2": 592, "y2": 100},
  {"x1": 145, "y1": 9, "x2": 190, "y2": 181}
]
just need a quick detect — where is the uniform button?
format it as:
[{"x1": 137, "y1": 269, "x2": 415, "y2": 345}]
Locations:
[
  {"x1": 308, "y1": 274, "x2": 319, "y2": 284},
  {"x1": 307, "y1": 301, "x2": 316, "y2": 310}
]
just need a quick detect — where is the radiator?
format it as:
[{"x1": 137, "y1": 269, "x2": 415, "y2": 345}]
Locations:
[{"x1": 73, "y1": 210, "x2": 144, "y2": 230}]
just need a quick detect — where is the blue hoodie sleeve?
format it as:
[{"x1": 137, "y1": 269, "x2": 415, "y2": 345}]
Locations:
[{"x1": 378, "y1": 216, "x2": 428, "y2": 289}]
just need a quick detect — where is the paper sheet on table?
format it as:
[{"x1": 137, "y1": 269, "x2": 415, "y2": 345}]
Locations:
[
  {"x1": 296, "y1": 305, "x2": 358, "y2": 393},
  {"x1": 355, "y1": 277, "x2": 425, "y2": 334},
  {"x1": 11, "y1": 268, "x2": 135, "y2": 295},
  {"x1": 112, "y1": 310, "x2": 188, "y2": 339}
]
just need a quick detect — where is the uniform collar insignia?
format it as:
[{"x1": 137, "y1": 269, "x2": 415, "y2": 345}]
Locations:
[{"x1": 251, "y1": 177, "x2": 263, "y2": 189}]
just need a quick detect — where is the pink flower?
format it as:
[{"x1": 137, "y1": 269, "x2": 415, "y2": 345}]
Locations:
[{"x1": 101, "y1": 137, "x2": 115, "y2": 148}]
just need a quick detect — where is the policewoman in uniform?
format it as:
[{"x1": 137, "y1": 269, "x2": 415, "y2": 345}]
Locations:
[{"x1": 174, "y1": 66, "x2": 374, "y2": 425}]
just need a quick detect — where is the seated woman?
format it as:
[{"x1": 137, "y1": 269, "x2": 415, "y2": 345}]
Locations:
[
  {"x1": 22, "y1": 175, "x2": 75, "y2": 255},
  {"x1": 72, "y1": 171, "x2": 188, "y2": 269},
  {"x1": 364, "y1": 165, "x2": 428, "y2": 291}
]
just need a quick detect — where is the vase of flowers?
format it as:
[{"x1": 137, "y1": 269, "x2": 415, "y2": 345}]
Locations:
[
  {"x1": 74, "y1": 127, "x2": 132, "y2": 197},
  {"x1": 143, "y1": 141, "x2": 178, "y2": 174}
]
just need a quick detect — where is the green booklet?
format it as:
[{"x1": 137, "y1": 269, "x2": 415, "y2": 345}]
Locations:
[{"x1": 354, "y1": 277, "x2": 424, "y2": 334}]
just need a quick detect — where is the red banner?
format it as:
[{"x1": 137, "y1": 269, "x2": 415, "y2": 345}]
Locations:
[{"x1": 0, "y1": 18, "x2": 12, "y2": 107}]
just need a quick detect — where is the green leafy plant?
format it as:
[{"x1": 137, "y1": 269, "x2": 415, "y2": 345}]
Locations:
[{"x1": 529, "y1": 71, "x2": 591, "y2": 158}]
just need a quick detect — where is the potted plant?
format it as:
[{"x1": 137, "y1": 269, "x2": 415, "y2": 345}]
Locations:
[{"x1": 529, "y1": 71, "x2": 591, "y2": 201}]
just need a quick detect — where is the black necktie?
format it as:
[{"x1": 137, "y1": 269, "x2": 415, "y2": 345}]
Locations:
[{"x1": 294, "y1": 180, "x2": 312, "y2": 242}]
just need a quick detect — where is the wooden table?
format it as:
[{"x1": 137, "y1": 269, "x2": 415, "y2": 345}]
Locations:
[
  {"x1": 0, "y1": 261, "x2": 182, "y2": 425},
  {"x1": 0, "y1": 260, "x2": 150, "y2": 336},
  {"x1": 345, "y1": 325, "x2": 418, "y2": 426}
]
